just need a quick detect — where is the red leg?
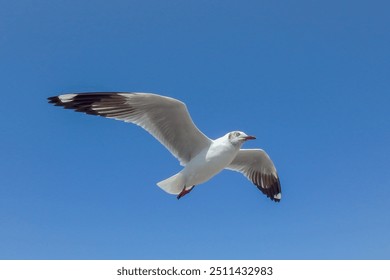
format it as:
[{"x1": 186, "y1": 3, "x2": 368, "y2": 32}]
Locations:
[{"x1": 177, "y1": 185, "x2": 195, "y2": 199}]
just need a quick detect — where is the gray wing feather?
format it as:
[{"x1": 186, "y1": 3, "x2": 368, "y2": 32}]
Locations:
[
  {"x1": 226, "y1": 149, "x2": 281, "y2": 202},
  {"x1": 48, "y1": 92, "x2": 212, "y2": 165}
]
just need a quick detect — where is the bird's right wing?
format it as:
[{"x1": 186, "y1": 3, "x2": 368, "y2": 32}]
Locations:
[
  {"x1": 226, "y1": 149, "x2": 281, "y2": 202},
  {"x1": 48, "y1": 92, "x2": 212, "y2": 165}
]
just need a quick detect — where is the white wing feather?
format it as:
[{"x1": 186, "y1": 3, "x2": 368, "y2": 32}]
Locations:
[
  {"x1": 49, "y1": 92, "x2": 212, "y2": 165},
  {"x1": 226, "y1": 149, "x2": 281, "y2": 202}
]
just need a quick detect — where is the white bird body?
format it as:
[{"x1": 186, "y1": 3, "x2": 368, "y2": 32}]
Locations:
[
  {"x1": 48, "y1": 92, "x2": 282, "y2": 202},
  {"x1": 159, "y1": 133, "x2": 241, "y2": 194}
]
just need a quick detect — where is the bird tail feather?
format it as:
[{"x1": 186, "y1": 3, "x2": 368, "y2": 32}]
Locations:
[{"x1": 157, "y1": 172, "x2": 185, "y2": 195}]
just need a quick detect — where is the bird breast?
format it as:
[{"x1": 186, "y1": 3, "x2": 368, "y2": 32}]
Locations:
[{"x1": 182, "y1": 141, "x2": 239, "y2": 186}]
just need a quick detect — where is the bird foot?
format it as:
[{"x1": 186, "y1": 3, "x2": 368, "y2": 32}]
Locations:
[{"x1": 177, "y1": 185, "x2": 195, "y2": 199}]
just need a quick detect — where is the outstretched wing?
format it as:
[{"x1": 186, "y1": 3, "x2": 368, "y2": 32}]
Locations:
[
  {"x1": 48, "y1": 92, "x2": 212, "y2": 165},
  {"x1": 226, "y1": 149, "x2": 281, "y2": 202}
]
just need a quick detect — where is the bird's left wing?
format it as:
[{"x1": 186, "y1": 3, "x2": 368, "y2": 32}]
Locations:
[
  {"x1": 48, "y1": 92, "x2": 212, "y2": 165},
  {"x1": 226, "y1": 149, "x2": 281, "y2": 202}
]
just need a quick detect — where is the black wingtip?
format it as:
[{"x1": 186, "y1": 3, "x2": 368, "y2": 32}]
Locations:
[
  {"x1": 47, "y1": 96, "x2": 61, "y2": 104},
  {"x1": 255, "y1": 174, "x2": 282, "y2": 203}
]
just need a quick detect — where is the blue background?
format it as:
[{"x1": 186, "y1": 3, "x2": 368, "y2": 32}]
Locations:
[{"x1": 1, "y1": 0, "x2": 389, "y2": 259}]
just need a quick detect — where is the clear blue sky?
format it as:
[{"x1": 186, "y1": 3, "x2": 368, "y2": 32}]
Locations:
[{"x1": 1, "y1": 0, "x2": 389, "y2": 259}]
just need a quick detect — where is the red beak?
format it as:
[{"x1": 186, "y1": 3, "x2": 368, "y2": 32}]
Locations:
[{"x1": 244, "y1": 135, "x2": 256, "y2": 140}]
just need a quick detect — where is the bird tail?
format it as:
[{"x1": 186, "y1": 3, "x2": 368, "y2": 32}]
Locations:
[{"x1": 157, "y1": 172, "x2": 185, "y2": 195}]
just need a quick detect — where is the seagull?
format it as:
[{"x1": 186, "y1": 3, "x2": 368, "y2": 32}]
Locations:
[{"x1": 48, "y1": 92, "x2": 281, "y2": 202}]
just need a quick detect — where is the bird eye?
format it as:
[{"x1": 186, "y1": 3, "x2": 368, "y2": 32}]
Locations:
[{"x1": 235, "y1": 132, "x2": 240, "y2": 137}]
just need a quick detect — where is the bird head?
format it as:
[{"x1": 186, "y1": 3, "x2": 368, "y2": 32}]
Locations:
[{"x1": 228, "y1": 131, "x2": 256, "y2": 146}]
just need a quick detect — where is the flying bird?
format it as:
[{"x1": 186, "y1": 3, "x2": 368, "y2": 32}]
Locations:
[{"x1": 48, "y1": 92, "x2": 281, "y2": 202}]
